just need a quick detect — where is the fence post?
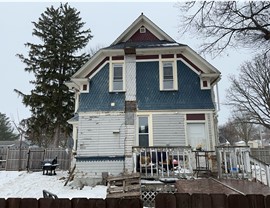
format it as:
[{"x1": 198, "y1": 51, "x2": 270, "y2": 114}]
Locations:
[{"x1": 155, "y1": 193, "x2": 176, "y2": 208}]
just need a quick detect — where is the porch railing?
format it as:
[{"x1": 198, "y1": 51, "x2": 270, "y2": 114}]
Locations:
[
  {"x1": 216, "y1": 146, "x2": 251, "y2": 180},
  {"x1": 132, "y1": 146, "x2": 193, "y2": 179},
  {"x1": 250, "y1": 155, "x2": 270, "y2": 186},
  {"x1": 216, "y1": 145, "x2": 270, "y2": 187}
]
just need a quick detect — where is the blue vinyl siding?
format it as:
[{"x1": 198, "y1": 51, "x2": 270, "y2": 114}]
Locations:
[
  {"x1": 136, "y1": 60, "x2": 214, "y2": 110},
  {"x1": 78, "y1": 64, "x2": 125, "y2": 112}
]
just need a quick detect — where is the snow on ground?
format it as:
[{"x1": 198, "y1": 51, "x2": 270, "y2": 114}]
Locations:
[{"x1": 0, "y1": 170, "x2": 107, "y2": 199}]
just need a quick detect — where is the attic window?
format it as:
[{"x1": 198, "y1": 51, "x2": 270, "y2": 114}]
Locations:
[
  {"x1": 201, "y1": 79, "x2": 211, "y2": 90},
  {"x1": 82, "y1": 84, "x2": 87, "y2": 91},
  {"x1": 140, "y1": 26, "x2": 146, "y2": 33}
]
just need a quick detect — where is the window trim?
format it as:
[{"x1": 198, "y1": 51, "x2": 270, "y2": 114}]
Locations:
[
  {"x1": 136, "y1": 114, "x2": 153, "y2": 147},
  {"x1": 200, "y1": 78, "x2": 211, "y2": 90},
  {"x1": 159, "y1": 56, "x2": 178, "y2": 91},
  {"x1": 109, "y1": 60, "x2": 125, "y2": 92}
]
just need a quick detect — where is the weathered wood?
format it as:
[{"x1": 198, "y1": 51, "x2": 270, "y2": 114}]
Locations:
[
  {"x1": 0, "y1": 198, "x2": 6, "y2": 208},
  {"x1": 105, "y1": 198, "x2": 120, "y2": 208},
  {"x1": 265, "y1": 195, "x2": 270, "y2": 208},
  {"x1": 20, "y1": 198, "x2": 38, "y2": 208},
  {"x1": 39, "y1": 198, "x2": 71, "y2": 208},
  {"x1": 108, "y1": 184, "x2": 141, "y2": 193},
  {"x1": 155, "y1": 193, "x2": 176, "y2": 208},
  {"x1": 95, "y1": 199, "x2": 106, "y2": 208},
  {"x1": 7, "y1": 198, "x2": 21, "y2": 208},
  {"x1": 247, "y1": 194, "x2": 265, "y2": 208},
  {"x1": 71, "y1": 198, "x2": 89, "y2": 208},
  {"x1": 107, "y1": 173, "x2": 140, "y2": 181},
  {"x1": 228, "y1": 194, "x2": 249, "y2": 208},
  {"x1": 119, "y1": 198, "x2": 142, "y2": 208},
  {"x1": 191, "y1": 194, "x2": 212, "y2": 208},
  {"x1": 106, "y1": 192, "x2": 141, "y2": 198},
  {"x1": 175, "y1": 193, "x2": 191, "y2": 208},
  {"x1": 211, "y1": 194, "x2": 227, "y2": 208},
  {"x1": 107, "y1": 173, "x2": 140, "y2": 199}
]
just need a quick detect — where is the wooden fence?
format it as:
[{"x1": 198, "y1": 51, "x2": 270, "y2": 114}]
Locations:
[
  {"x1": 0, "y1": 198, "x2": 143, "y2": 208},
  {"x1": 155, "y1": 193, "x2": 270, "y2": 208},
  {"x1": 1, "y1": 194, "x2": 270, "y2": 208},
  {"x1": 251, "y1": 147, "x2": 270, "y2": 164},
  {"x1": 0, "y1": 147, "x2": 71, "y2": 171}
]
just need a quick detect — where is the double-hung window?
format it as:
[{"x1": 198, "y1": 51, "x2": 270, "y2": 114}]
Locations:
[
  {"x1": 160, "y1": 60, "x2": 178, "y2": 91},
  {"x1": 138, "y1": 116, "x2": 149, "y2": 147},
  {"x1": 163, "y1": 62, "x2": 174, "y2": 90},
  {"x1": 110, "y1": 63, "x2": 125, "y2": 92}
]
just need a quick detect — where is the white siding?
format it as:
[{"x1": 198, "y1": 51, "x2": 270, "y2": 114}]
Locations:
[
  {"x1": 76, "y1": 160, "x2": 124, "y2": 177},
  {"x1": 77, "y1": 113, "x2": 125, "y2": 156},
  {"x1": 152, "y1": 114, "x2": 185, "y2": 146},
  {"x1": 125, "y1": 55, "x2": 136, "y2": 101}
]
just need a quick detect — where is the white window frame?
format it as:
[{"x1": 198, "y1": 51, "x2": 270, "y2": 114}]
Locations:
[
  {"x1": 159, "y1": 56, "x2": 178, "y2": 91},
  {"x1": 200, "y1": 78, "x2": 211, "y2": 90},
  {"x1": 109, "y1": 60, "x2": 125, "y2": 92},
  {"x1": 136, "y1": 114, "x2": 153, "y2": 147}
]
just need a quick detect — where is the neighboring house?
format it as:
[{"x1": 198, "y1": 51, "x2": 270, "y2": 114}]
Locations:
[{"x1": 66, "y1": 14, "x2": 221, "y2": 185}]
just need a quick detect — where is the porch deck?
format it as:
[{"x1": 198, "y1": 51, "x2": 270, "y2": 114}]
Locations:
[{"x1": 175, "y1": 178, "x2": 270, "y2": 195}]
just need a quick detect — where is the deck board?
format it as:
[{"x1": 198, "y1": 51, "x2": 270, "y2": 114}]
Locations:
[{"x1": 175, "y1": 178, "x2": 270, "y2": 195}]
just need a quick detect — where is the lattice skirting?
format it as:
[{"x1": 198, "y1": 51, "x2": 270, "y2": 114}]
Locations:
[{"x1": 141, "y1": 183, "x2": 176, "y2": 207}]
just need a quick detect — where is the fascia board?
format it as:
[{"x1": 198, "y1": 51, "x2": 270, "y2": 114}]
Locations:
[
  {"x1": 72, "y1": 49, "x2": 124, "y2": 78},
  {"x1": 183, "y1": 46, "x2": 221, "y2": 74}
]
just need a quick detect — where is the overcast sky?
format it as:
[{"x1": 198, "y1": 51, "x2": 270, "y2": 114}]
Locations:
[{"x1": 0, "y1": 1, "x2": 252, "y2": 126}]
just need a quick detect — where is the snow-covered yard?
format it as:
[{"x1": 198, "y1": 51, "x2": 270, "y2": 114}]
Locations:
[{"x1": 0, "y1": 170, "x2": 107, "y2": 199}]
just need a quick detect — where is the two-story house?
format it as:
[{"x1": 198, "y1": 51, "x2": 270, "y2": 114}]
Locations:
[{"x1": 66, "y1": 13, "x2": 221, "y2": 185}]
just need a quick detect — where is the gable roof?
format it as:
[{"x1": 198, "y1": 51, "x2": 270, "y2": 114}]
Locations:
[
  {"x1": 111, "y1": 13, "x2": 175, "y2": 46},
  {"x1": 71, "y1": 13, "x2": 221, "y2": 84}
]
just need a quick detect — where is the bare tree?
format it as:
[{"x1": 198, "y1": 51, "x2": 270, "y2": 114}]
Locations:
[
  {"x1": 226, "y1": 54, "x2": 270, "y2": 129},
  {"x1": 219, "y1": 114, "x2": 258, "y2": 145},
  {"x1": 176, "y1": 1, "x2": 270, "y2": 56}
]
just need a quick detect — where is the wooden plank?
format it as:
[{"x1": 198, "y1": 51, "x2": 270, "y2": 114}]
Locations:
[
  {"x1": 0, "y1": 198, "x2": 6, "y2": 208},
  {"x1": 95, "y1": 199, "x2": 106, "y2": 208},
  {"x1": 191, "y1": 194, "x2": 212, "y2": 208},
  {"x1": 265, "y1": 195, "x2": 270, "y2": 208},
  {"x1": 228, "y1": 195, "x2": 249, "y2": 208},
  {"x1": 155, "y1": 193, "x2": 176, "y2": 208},
  {"x1": 107, "y1": 173, "x2": 140, "y2": 181},
  {"x1": 119, "y1": 198, "x2": 142, "y2": 208},
  {"x1": 210, "y1": 194, "x2": 227, "y2": 208},
  {"x1": 108, "y1": 184, "x2": 141, "y2": 193},
  {"x1": 20, "y1": 198, "x2": 38, "y2": 208},
  {"x1": 105, "y1": 198, "x2": 120, "y2": 208},
  {"x1": 175, "y1": 193, "x2": 191, "y2": 208},
  {"x1": 39, "y1": 198, "x2": 71, "y2": 208},
  {"x1": 107, "y1": 192, "x2": 141, "y2": 198},
  {"x1": 7, "y1": 198, "x2": 20, "y2": 208},
  {"x1": 247, "y1": 194, "x2": 265, "y2": 208},
  {"x1": 71, "y1": 198, "x2": 89, "y2": 208}
]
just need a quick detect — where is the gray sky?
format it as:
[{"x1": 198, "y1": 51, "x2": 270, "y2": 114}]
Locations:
[{"x1": 0, "y1": 1, "x2": 252, "y2": 125}]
